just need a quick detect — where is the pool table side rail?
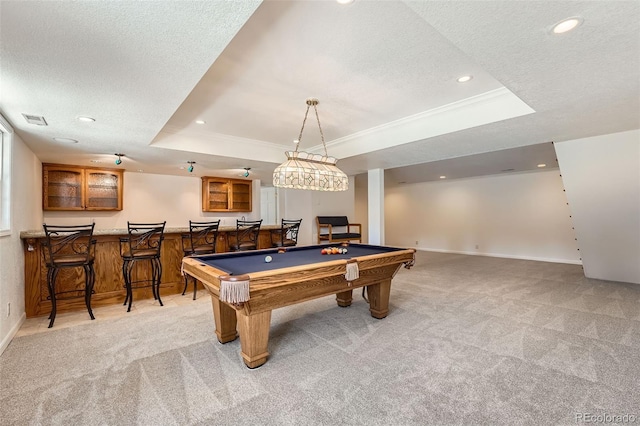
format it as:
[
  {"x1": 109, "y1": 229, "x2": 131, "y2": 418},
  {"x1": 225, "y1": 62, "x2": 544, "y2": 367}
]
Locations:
[{"x1": 181, "y1": 249, "x2": 415, "y2": 313}]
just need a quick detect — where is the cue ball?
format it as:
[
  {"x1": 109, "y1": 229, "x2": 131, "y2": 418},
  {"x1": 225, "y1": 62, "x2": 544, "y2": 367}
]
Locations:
[{"x1": 264, "y1": 255, "x2": 273, "y2": 263}]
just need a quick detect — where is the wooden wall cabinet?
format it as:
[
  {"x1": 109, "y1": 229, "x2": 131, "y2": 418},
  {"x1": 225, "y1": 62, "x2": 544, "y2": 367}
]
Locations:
[
  {"x1": 202, "y1": 176, "x2": 252, "y2": 212},
  {"x1": 43, "y1": 163, "x2": 123, "y2": 211}
]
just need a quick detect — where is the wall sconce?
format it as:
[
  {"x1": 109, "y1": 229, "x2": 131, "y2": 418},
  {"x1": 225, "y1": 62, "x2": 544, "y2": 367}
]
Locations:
[
  {"x1": 187, "y1": 161, "x2": 196, "y2": 173},
  {"x1": 114, "y1": 153, "x2": 124, "y2": 165},
  {"x1": 243, "y1": 168, "x2": 251, "y2": 178}
]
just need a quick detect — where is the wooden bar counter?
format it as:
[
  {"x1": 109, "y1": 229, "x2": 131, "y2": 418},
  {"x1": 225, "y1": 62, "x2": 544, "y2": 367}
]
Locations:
[{"x1": 20, "y1": 225, "x2": 282, "y2": 318}]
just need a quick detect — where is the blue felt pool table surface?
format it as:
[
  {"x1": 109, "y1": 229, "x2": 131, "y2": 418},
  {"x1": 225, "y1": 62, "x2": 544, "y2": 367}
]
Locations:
[{"x1": 192, "y1": 243, "x2": 404, "y2": 276}]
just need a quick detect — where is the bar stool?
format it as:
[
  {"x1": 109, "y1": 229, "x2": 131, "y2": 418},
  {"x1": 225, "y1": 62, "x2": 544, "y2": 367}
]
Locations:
[
  {"x1": 271, "y1": 218, "x2": 302, "y2": 248},
  {"x1": 229, "y1": 219, "x2": 262, "y2": 251},
  {"x1": 42, "y1": 223, "x2": 96, "y2": 328},
  {"x1": 181, "y1": 219, "x2": 220, "y2": 299},
  {"x1": 119, "y1": 221, "x2": 166, "y2": 312}
]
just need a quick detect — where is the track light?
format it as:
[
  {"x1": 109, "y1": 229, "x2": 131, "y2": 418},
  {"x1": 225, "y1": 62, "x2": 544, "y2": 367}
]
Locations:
[
  {"x1": 243, "y1": 167, "x2": 251, "y2": 178},
  {"x1": 114, "y1": 153, "x2": 124, "y2": 165},
  {"x1": 187, "y1": 161, "x2": 195, "y2": 173}
]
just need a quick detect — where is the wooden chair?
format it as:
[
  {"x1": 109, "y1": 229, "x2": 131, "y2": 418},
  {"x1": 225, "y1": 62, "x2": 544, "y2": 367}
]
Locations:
[
  {"x1": 42, "y1": 223, "x2": 96, "y2": 328},
  {"x1": 229, "y1": 219, "x2": 262, "y2": 251},
  {"x1": 119, "y1": 221, "x2": 166, "y2": 312},
  {"x1": 181, "y1": 220, "x2": 220, "y2": 299},
  {"x1": 316, "y1": 216, "x2": 362, "y2": 243},
  {"x1": 271, "y1": 218, "x2": 302, "y2": 248}
]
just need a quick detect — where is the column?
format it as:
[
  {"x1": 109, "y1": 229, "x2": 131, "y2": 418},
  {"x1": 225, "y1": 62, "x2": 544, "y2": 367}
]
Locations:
[{"x1": 368, "y1": 168, "x2": 384, "y2": 245}]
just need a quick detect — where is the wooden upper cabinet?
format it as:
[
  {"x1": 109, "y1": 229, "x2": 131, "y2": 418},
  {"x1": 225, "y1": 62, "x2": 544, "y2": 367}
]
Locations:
[
  {"x1": 202, "y1": 176, "x2": 252, "y2": 212},
  {"x1": 43, "y1": 163, "x2": 123, "y2": 211}
]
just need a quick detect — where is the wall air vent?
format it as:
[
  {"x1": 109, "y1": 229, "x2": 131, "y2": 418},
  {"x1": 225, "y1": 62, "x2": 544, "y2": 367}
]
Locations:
[{"x1": 22, "y1": 113, "x2": 48, "y2": 126}]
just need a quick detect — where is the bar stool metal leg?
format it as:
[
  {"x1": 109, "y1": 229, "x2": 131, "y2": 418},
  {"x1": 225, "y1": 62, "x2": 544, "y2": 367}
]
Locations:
[
  {"x1": 84, "y1": 264, "x2": 95, "y2": 320},
  {"x1": 182, "y1": 275, "x2": 189, "y2": 296},
  {"x1": 153, "y1": 257, "x2": 163, "y2": 306},
  {"x1": 47, "y1": 268, "x2": 59, "y2": 328},
  {"x1": 123, "y1": 259, "x2": 135, "y2": 312}
]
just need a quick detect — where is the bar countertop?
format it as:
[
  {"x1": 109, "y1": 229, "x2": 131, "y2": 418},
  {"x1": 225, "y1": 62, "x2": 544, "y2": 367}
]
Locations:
[{"x1": 20, "y1": 224, "x2": 283, "y2": 239}]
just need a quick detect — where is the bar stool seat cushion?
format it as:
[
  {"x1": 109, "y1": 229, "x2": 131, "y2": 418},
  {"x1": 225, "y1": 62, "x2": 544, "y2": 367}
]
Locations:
[
  {"x1": 52, "y1": 254, "x2": 95, "y2": 266},
  {"x1": 190, "y1": 245, "x2": 215, "y2": 254},
  {"x1": 122, "y1": 248, "x2": 159, "y2": 258}
]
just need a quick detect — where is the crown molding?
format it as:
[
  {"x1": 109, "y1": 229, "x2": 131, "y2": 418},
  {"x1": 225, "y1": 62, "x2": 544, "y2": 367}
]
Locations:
[{"x1": 308, "y1": 87, "x2": 535, "y2": 158}]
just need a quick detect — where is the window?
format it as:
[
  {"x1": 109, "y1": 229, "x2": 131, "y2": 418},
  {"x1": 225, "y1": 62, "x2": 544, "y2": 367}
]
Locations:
[{"x1": 0, "y1": 114, "x2": 13, "y2": 236}]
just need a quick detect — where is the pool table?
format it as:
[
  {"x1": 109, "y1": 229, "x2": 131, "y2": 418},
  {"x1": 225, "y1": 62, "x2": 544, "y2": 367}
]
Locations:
[{"x1": 181, "y1": 243, "x2": 415, "y2": 368}]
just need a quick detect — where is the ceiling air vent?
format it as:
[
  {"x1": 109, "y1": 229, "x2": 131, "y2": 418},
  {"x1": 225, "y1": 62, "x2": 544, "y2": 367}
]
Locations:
[{"x1": 22, "y1": 113, "x2": 48, "y2": 126}]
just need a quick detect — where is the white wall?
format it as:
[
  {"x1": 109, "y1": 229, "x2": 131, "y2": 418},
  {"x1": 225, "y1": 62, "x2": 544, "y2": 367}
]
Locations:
[
  {"x1": 42, "y1": 173, "x2": 262, "y2": 229},
  {"x1": 281, "y1": 188, "x2": 313, "y2": 245},
  {"x1": 555, "y1": 129, "x2": 640, "y2": 284},
  {"x1": 278, "y1": 176, "x2": 356, "y2": 245},
  {"x1": 385, "y1": 169, "x2": 580, "y2": 264},
  {"x1": 0, "y1": 132, "x2": 42, "y2": 354}
]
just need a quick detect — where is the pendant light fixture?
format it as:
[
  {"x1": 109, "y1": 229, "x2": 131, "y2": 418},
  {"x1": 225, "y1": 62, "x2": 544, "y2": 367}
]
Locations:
[{"x1": 273, "y1": 98, "x2": 348, "y2": 191}]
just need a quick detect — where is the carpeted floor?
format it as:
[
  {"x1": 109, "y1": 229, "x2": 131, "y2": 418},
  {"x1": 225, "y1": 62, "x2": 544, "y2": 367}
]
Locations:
[{"x1": 1, "y1": 251, "x2": 639, "y2": 425}]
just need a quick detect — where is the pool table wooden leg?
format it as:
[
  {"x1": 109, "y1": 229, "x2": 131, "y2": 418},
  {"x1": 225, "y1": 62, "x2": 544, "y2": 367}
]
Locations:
[
  {"x1": 211, "y1": 296, "x2": 238, "y2": 343},
  {"x1": 236, "y1": 310, "x2": 272, "y2": 369},
  {"x1": 367, "y1": 279, "x2": 391, "y2": 319},
  {"x1": 336, "y1": 289, "x2": 353, "y2": 307}
]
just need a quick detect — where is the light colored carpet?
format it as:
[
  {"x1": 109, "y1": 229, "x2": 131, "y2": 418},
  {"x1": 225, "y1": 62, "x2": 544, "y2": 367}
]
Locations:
[{"x1": 1, "y1": 251, "x2": 639, "y2": 425}]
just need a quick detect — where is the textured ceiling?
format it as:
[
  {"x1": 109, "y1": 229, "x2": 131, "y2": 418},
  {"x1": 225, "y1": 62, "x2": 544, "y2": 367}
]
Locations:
[{"x1": 0, "y1": 0, "x2": 638, "y2": 184}]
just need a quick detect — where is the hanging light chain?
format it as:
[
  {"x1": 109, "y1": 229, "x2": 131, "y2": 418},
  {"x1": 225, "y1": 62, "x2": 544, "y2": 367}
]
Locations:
[
  {"x1": 312, "y1": 102, "x2": 328, "y2": 156},
  {"x1": 294, "y1": 98, "x2": 327, "y2": 156},
  {"x1": 295, "y1": 103, "x2": 311, "y2": 153}
]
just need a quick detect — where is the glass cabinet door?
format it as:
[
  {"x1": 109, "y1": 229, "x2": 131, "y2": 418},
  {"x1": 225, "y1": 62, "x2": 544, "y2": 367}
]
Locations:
[
  {"x1": 43, "y1": 167, "x2": 84, "y2": 210},
  {"x1": 205, "y1": 180, "x2": 229, "y2": 211},
  {"x1": 230, "y1": 181, "x2": 252, "y2": 211},
  {"x1": 85, "y1": 170, "x2": 122, "y2": 210}
]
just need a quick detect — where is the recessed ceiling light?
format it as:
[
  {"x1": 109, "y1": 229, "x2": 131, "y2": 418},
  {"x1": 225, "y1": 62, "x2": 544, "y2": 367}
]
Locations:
[
  {"x1": 457, "y1": 75, "x2": 473, "y2": 83},
  {"x1": 195, "y1": 120, "x2": 206, "y2": 124},
  {"x1": 137, "y1": 169, "x2": 144, "y2": 173},
  {"x1": 53, "y1": 137, "x2": 78, "y2": 144},
  {"x1": 537, "y1": 163, "x2": 547, "y2": 168},
  {"x1": 77, "y1": 116, "x2": 95, "y2": 122},
  {"x1": 439, "y1": 176, "x2": 446, "y2": 179},
  {"x1": 551, "y1": 17, "x2": 583, "y2": 34},
  {"x1": 90, "y1": 160, "x2": 102, "y2": 163},
  {"x1": 336, "y1": 0, "x2": 354, "y2": 4}
]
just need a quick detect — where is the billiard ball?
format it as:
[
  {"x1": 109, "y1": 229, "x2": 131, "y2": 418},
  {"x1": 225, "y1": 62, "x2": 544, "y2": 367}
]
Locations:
[
  {"x1": 264, "y1": 255, "x2": 273, "y2": 263},
  {"x1": 343, "y1": 248, "x2": 348, "y2": 254},
  {"x1": 321, "y1": 248, "x2": 327, "y2": 255}
]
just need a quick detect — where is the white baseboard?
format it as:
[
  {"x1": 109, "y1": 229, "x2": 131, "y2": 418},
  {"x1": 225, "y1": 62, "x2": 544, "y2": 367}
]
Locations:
[
  {"x1": 0, "y1": 312, "x2": 26, "y2": 356},
  {"x1": 414, "y1": 247, "x2": 583, "y2": 265}
]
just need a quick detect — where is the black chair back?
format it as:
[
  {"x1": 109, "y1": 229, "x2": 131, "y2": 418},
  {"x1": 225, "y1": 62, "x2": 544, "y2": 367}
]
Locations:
[
  {"x1": 182, "y1": 220, "x2": 220, "y2": 255},
  {"x1": 232, "y1": 219, "x2": 262, "y2": 251},
  {"x1": 272, "y1": 219, "x2": 302, "y2": 247},
  {"x1": 42, "y1": 223, "x2": 96, "y2": 266},
  {"x1": 121, "y1": 221, "x2": 166, "y2": 258}
]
